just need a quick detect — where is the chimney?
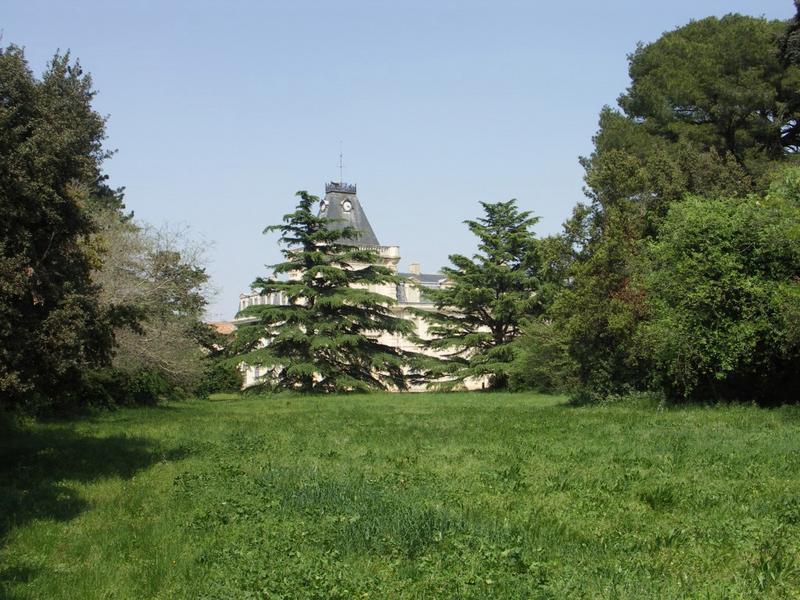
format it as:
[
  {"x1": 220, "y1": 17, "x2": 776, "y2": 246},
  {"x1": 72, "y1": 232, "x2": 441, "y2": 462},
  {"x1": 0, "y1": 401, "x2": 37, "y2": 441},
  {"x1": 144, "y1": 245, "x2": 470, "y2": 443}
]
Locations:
[{"x1": 408, "y1": 262, "x2": 421, "y2": 275}]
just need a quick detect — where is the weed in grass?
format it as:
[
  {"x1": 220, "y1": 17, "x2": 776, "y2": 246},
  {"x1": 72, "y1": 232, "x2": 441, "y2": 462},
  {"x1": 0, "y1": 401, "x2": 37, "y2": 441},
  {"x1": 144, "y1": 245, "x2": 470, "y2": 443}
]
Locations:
[
  {"x1": 749, "y1": 533, "x2": 798, "y2": 594},
  {"x1": 638, "y1": 483, "x2": 678, "y2": 511},
  {"x1": 777, "y1": 496, "x2": 800, "y2": 525}
]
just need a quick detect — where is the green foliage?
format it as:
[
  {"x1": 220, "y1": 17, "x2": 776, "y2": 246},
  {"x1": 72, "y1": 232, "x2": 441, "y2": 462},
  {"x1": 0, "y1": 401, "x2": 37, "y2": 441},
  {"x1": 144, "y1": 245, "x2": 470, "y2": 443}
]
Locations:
[
  {"x1": 90, "y1": 211, "x2": 211, "y2": 397},
  {"x1": 80, "y1": 367, "x2": 185, "y2": 407},
  {"x1": 193, "y1": 324, "x2": 244, "y2": 397},
  {"x1": 552, "y1": 203, "x2": 650, "y2": 401},
  {"x1": 0, "y1": 46, "x2": 119, "y2": 410},
  {"x1": 231, "y1": 191, "x2": 416, "y2": 392},
  {"x1": 619, "y1": 14, "x2": 794, "y2": 183},
  {"x1": 3, "y1": 394, "x2": 800, "y2": 598},
  {"x1": 0, "y1": 45, "x2": 211, "y2": 410},
  {"x1": 585, "y1": 115, "x2": 752, "y2": 232},
  {"x1": 196, "y1": 360, "x2": 244, "y2": 397},
  {"x1": 637, "y1": 174, "x2": 800, "y2": 404},
  {"x1": 419, "y1": 200, "x2": 542, "y2": 389},
  {"x1": 555, "y1": 10, "x2": 799, "y2": 403},
  {"x1": 507, "y1": 233, "x2": 580, "y2": 395},
  {"x1": 509, "y1": 321, "x2": 578, "y2": 393}
]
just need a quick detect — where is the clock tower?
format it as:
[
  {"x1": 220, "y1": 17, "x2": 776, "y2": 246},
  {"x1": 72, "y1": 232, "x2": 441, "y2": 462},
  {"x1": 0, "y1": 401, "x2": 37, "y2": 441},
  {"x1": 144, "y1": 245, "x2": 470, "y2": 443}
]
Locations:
[{"x1": 318, "y1": 181, "x2": 380, "y2": 247}]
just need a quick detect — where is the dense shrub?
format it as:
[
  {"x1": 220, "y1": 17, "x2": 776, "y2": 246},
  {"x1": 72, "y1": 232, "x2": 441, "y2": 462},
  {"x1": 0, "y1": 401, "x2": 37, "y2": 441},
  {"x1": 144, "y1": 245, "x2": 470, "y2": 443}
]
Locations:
[
  {"x1": 509, "y1": 321, "x2": 578, "y2": 393},
  {"x1": 196, "y1": 361, "x2": 244, "y2": 397},
  {"x1": 637, "y1": 176, "x2": 800, "y2": 404},
  {"x1": 81, "y1": 368, "x2": 182, "y2": 407}
]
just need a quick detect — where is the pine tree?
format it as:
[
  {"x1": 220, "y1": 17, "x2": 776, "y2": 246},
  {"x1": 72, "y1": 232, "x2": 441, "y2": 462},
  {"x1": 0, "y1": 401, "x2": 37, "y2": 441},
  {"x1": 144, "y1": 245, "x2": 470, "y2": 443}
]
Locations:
[
  {"x1": 231, "y1": 191, "x2": 416, "y2": 393},
  {"x1": 419, "y1": 200, "x2": 541, "y2": 389}
]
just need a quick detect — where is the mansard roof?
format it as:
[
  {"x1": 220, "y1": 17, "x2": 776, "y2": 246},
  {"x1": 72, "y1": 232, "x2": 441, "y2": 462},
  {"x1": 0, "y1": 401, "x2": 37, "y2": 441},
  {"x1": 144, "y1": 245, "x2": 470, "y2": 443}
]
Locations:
[
  {"x1": 399, "y1": 272, "x2": 446, "y2": 287},
  {"x1": 318, "y1": 182, "x2": 380, "y2": 247}
]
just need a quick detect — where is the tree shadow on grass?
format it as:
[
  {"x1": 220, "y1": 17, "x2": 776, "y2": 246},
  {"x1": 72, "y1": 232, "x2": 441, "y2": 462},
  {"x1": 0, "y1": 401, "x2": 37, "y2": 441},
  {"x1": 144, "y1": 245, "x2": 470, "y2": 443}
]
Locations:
[
  {"x1": 0, "y1": 562, "x2": 38, "y2": 597},
  {"x1": 0, "y1": 416, "x2": 193, "y2": 597},
  {"x1": 0, "y1": 421, "x2": 189, "y2": 543}
]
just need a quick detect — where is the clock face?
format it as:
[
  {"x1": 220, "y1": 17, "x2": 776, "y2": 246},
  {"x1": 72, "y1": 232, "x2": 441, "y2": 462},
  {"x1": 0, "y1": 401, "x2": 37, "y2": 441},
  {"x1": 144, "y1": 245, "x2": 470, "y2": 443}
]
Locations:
[
  {"x1": 320, "y1": 199, "x2": 329, "y2": 211},
  {"x1": 342, "y1": 200, "x2": 353, "y2": 212}
]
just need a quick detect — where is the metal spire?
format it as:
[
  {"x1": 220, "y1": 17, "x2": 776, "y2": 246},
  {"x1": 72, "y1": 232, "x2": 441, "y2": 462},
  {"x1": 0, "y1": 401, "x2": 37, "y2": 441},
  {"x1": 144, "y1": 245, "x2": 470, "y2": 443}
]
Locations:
[{"x1": 338, "y1": 141, "x2": 344, "y2": 185}]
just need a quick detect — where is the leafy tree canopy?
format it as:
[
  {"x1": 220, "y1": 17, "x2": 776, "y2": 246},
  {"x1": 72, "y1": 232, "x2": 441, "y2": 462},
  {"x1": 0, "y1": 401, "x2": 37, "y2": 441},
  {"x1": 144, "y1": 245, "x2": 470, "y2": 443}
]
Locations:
[
  {"x1": 547, "y1": 10, "x2": 800, "y2": 402},
  {"x1": 89, "y1": 208, "x2": 211, "y2": 393},
  {"x1": 0, "y1": 46, "x2": 118, "y2": 409},
  {"x1": 579, "y1": 12, "x2": 796, "y2": 241},
  {"x1": 619, "y1": 14, "x2": 795, "y2": 180}
]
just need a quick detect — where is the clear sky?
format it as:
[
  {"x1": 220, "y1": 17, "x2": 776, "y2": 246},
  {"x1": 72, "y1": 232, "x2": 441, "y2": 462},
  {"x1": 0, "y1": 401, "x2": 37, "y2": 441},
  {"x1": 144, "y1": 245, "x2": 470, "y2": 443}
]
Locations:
[{"x1": 3, "y1": 0, "x2": 793, "y2": 319}]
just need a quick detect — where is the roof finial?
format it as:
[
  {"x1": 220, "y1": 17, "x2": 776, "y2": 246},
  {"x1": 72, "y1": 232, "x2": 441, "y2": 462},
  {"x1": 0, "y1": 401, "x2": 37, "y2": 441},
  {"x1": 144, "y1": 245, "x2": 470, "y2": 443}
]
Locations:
[{"x1": 338, "y1": 141, "x2": 344, "y2": 185}]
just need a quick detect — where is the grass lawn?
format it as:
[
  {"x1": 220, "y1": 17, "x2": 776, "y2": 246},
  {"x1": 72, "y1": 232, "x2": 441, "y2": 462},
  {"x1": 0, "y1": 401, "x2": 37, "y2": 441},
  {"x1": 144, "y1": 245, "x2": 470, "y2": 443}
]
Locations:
[{"x1": 2, "y1": 393, "x2": 800, "y2": 599}]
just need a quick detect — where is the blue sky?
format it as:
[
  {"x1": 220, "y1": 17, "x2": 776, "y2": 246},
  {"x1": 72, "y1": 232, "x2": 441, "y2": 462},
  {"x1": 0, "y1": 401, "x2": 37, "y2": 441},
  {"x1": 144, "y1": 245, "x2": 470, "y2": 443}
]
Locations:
[{"x1": 3, "y1": 0, "x2": 792, "y2": 319}]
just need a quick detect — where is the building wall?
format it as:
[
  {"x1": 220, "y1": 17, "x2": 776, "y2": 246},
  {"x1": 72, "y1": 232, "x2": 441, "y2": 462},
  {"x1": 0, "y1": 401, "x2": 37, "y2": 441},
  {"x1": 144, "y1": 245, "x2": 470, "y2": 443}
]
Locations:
[{"x1": 235, "y1": 245, "x2": 487, "y2": 391}]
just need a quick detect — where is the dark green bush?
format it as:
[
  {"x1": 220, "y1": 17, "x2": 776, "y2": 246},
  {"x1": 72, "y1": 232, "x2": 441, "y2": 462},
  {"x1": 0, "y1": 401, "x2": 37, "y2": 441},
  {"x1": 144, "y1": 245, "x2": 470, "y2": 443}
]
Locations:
[
  {"x1": 637, "y1": 175, "x2": 800, "y2": 404},
  {"x1": 509, "y1": 321, "x2": 578, "y2": 393},
  {"x1": 195, "y1": 360, "x2": 244, "y2": 397},
  {"x1": 80, "y1": 368, "x2": 181, "y2": 407}
]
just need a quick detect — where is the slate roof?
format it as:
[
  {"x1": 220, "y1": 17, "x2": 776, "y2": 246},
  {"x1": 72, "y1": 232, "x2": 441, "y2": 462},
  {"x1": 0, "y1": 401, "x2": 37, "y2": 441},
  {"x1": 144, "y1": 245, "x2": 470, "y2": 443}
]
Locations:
[
  {"x1": 399, "y1": 272, "x2": 447, "y2": 287},
  {"x1": 318, "y1": 182, "x2": 380, "y2": 246}
]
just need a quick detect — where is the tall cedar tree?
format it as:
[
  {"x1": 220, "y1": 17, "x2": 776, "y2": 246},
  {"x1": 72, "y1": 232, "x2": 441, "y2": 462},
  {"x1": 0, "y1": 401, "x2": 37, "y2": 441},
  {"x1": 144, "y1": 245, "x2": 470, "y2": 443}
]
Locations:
[
  {"x1": 419, "y1": 200, "x2": 541, "y2": 390},
  {"x1": 0, "y1": 46, "x2": 119, "y2": 409},
  {"x1": 232, "y1": 191, "x2": 416, "y2": 393}
]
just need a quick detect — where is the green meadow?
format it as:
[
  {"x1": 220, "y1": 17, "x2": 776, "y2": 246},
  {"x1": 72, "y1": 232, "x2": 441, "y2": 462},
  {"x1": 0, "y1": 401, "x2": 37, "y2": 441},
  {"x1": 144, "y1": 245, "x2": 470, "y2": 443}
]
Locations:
[{"x1": 2, "y1": 393, "x2": 799, "y2": 599}]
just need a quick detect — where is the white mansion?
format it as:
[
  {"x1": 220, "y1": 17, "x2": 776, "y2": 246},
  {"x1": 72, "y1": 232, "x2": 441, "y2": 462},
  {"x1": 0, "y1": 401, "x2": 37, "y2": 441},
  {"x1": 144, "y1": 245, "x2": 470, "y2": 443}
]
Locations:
[{"x1": 234, "y1": 181, "x2": 484, "y2": 390}]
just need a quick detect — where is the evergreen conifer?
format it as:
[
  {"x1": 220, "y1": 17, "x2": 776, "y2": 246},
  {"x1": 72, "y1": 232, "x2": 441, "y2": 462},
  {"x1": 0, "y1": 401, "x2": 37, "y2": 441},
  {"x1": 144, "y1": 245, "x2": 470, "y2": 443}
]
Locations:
[
  {"x1": 232, "y1": 191, "x2": 417, "y2": 392},
  {"x1": 418, "y1": 200, "x2": 541, "y2": 389}
]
